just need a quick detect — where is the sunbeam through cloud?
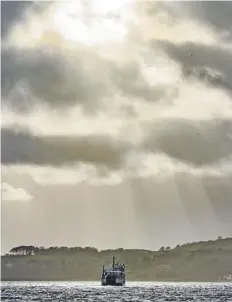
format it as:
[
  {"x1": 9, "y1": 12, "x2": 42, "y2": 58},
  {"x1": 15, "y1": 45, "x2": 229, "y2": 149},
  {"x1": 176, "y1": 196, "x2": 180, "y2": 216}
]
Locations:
[{"x1": 1, "y1": 0, "x2": 232, "y2": 254}]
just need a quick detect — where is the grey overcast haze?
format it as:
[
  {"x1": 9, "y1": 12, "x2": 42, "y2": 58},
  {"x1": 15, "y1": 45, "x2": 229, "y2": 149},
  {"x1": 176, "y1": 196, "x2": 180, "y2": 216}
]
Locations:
[{"x1": 1, "y1": 1, "x2": 232, "y2": 255}]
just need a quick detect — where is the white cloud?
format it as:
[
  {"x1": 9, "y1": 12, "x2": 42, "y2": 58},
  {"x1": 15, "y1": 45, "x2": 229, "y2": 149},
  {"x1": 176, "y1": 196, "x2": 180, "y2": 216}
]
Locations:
[
  {"x1": 2, "y1": 153, "x2": 231, "y2": 187},
  {"x1": 2, "y1": 81, "x2": 232, "y2": 144},
  {"x1": 1, "y1": 182, "x2": 33, "y2": 202},
  {"x1": 1, "y1": 1, "x2": 232, "y2": 184},
  {"x1": 1, "y1": 1, "x2": 232, "y2": 254}
]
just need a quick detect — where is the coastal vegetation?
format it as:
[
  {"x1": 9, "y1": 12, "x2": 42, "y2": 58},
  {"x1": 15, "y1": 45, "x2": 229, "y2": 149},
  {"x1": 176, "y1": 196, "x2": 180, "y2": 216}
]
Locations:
[{"x1": 2, "y1": 237, "x2": 232, "y2": 282}]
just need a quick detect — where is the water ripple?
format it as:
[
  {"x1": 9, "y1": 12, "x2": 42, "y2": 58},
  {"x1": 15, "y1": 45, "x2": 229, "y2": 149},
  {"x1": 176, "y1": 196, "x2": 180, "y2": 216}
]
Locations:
[{"x1": 1, "y1": 282, "x2": 232, "y2": 302}]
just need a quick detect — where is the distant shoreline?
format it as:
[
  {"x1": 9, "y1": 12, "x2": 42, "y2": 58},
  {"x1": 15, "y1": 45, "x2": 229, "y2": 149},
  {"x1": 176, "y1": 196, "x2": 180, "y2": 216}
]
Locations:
[{"x1": 2, "y1": 237, "x2": 232, "y2": 283}]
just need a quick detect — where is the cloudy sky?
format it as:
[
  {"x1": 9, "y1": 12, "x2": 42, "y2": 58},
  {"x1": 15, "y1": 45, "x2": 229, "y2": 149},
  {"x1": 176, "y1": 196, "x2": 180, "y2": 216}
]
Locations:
[{"x1": 1, "y1": 0, "x2": 232, "y2": 255}]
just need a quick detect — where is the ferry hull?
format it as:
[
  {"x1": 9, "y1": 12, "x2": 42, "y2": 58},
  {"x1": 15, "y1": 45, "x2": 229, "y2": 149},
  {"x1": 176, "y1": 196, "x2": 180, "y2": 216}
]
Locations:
[
  {"x1": 101, "y1": 276, "x2": 125, "y2": 286},
  {"x1": 102, "y1": 283, "x2": 125, "y2": 286},
  {"x1": 101, "y1": 281, "x2": 125, "y2": 286}
]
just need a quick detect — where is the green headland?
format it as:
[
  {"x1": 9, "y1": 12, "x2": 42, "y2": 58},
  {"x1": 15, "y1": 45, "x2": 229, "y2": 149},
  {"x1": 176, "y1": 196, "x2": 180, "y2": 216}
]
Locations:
[{"x1": 2, "y1": 237, "x2": 232, "y2": 282}]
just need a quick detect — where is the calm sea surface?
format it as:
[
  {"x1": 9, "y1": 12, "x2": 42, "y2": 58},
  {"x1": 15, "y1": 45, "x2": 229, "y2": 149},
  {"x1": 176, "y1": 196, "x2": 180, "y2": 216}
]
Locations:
[{"x1": 1, "y1": 281, "x2": 232, "y2": 301}]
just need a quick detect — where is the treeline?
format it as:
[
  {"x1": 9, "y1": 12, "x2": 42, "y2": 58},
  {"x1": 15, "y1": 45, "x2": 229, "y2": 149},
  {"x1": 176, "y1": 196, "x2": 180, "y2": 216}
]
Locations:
[
  {"x1": 8, "y1": 245, "x2": 172, "y2": 256},
  {"x1": 8, "y1": 246, "x2": 99, "y2": 256},
  {"x1": 7, "y1": 236, "x2": 227, "y2": 256}
]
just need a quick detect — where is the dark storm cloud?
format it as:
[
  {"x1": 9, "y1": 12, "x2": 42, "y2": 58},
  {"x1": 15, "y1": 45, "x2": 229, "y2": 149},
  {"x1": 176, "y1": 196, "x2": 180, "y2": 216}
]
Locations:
[
  {"x1": 111, "y1": 62, "x2": 167, "y2": 102},
  {"x1": 1, "y1": 48, "x2": 111, "y2": 111},
  {"x1": 181, "y1": 1, "x2": 232, "y2": 36},
  {"x1": 2, "y1": 118, "x2": 232, "y2": 168},
  {"x1": 4, "y1": 1, "x2": 231, "y2": 116},
  {"x1": 1, "y1": 46, "x2": 168, "y2": 114},
  {"x1": 1, "y1": 1, "x2": 32, "y2": 37},
  {"x1": 2, "y1": 1, "x2": 232, "y2": 170},
  {"x1": 2, "y1": 0, "x2": 232, "y2": 255},
  {"x1": 155, "y1": 41, "x2": 232, "y2": 93},
  {"x1": 1, "y1": 1, "x2": 50, "y2": 37},
  {"x1": 1, "y1": 128, "x2": 126, "y2": 168},
  {"x1": 143, "y1": 119, "x2": 232, "y2": 166}
]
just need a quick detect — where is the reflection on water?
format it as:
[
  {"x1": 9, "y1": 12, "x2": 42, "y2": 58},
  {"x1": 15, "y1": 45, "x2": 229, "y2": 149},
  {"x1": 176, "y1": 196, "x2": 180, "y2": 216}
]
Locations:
[{"x1": 1, "y1": 281, "x2": 232, "y2": 301}]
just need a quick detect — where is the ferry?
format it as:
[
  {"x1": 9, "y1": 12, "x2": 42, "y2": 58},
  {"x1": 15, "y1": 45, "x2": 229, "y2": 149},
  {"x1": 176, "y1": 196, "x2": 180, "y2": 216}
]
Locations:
[{"x1": 101, "y1": 256, "x2": 126, "y2": 286}]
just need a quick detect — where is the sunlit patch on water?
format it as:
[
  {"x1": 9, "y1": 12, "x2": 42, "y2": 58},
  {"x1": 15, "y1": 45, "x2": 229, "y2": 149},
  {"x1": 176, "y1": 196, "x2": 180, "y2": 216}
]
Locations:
[{"x1": 1, "y1": 281, "x2": 232, "y2": 301}]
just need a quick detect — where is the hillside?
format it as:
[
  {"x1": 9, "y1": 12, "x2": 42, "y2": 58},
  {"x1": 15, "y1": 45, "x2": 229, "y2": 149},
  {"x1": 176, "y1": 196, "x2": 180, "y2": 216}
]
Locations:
[{"x1": 2, "y1": 237, "x2": 232, "y2": 282}]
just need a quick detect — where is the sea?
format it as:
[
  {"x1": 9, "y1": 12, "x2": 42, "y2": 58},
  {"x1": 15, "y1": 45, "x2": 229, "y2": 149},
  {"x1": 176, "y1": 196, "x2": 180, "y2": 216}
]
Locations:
[{"x1": 1, "y1": 281, "x2": 232, "y2": 301}]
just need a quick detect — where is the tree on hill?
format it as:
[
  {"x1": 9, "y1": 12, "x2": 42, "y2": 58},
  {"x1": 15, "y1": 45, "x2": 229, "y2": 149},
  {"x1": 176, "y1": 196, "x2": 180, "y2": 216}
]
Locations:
[
  {"x1": 8, "y1": 245, "x2": 99, "y2": 256},
  {"x1": 9, "y1": 246, "x2": 37, "y2": 255}
]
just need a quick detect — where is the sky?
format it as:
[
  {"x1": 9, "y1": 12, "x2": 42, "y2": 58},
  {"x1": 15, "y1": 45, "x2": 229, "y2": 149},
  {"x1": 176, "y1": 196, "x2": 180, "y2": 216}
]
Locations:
[{"x1": 1, "y1": 0, "x2": 232, "y2": 255}]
